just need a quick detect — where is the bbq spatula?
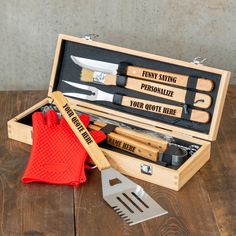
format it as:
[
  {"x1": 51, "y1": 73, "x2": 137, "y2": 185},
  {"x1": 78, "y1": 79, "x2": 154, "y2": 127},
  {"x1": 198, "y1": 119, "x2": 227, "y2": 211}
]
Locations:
[{"x1": 51, "y1": 91, "x2": 167, "y2": 225}]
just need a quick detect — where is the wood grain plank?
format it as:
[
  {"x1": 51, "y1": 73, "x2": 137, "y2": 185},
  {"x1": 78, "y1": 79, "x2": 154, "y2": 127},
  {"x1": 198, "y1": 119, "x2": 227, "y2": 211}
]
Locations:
[
  {"x1": 0, "y1": 91, "x2": 75, "y2": 236},
  {"x1": 199, "y1": 85, "x2": 236, "y2": 236}
]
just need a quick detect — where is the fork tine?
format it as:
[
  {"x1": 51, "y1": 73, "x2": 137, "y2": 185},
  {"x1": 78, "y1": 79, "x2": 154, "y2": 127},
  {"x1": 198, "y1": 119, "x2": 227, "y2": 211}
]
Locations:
[
  {"x1": 63, "y1": 93, "x2": 96, "y2": 101},
  {"x1": 62, "y1": 80, "x2": 98, "y2": 101},
  {"x1": 62, "y1": 80, "x2": 94, "y2": 91},
  {"x1": 62, "y1": 80, "x2": 114, "y2": 103}
]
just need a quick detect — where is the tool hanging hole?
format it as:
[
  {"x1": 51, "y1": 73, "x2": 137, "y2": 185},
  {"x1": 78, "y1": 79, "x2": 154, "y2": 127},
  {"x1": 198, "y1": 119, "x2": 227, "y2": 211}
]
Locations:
[{"x1": 109, "y1": 178, "x2": 122, "y2": 186}]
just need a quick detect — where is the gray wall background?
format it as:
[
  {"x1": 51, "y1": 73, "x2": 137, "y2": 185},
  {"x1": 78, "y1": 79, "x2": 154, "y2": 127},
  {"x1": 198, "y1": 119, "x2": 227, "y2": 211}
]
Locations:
[{"x1": 0, "y1": 0, "x2": 235, "y2": 90}]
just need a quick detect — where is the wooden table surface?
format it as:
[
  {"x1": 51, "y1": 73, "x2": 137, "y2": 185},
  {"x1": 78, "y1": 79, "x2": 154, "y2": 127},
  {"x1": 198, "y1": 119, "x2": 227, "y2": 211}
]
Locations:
[{"x1": 0, "y1": 87, "x2": 235, "y2": 236}]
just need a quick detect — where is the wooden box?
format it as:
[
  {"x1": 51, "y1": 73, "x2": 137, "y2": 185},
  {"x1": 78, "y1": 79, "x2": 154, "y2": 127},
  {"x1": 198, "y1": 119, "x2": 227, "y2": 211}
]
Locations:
[{"x1": 7, "y1": 34, "x2": 231, "y2": 191}]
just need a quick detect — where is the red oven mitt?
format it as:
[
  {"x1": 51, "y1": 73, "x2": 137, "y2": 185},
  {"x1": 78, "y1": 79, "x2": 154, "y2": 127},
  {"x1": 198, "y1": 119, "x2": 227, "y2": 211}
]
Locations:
[{"x1": 21, "y1": 110, "x2": 106, "y2": 186}]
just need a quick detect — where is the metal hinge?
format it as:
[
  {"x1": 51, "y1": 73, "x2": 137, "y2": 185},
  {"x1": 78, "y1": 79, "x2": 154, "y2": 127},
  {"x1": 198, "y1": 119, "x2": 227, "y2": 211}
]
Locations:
[
  {"x1": 191, "y1": 57, "x2": 207, "y2": 65},
  {"x1": 84, "y1": 33, "x2": 99, "y2": 41}
]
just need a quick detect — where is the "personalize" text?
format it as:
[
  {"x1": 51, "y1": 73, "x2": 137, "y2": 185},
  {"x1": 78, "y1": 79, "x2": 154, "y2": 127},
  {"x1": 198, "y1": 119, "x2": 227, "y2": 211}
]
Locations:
[{"x1": 140, "y1": 83, "x2": 174, "y2": 97}]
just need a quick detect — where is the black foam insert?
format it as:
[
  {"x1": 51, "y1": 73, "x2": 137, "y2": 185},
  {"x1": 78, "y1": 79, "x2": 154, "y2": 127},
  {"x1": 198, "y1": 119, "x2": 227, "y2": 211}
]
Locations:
[{"x1": 53, "y1": 40, "x2": 221, "y2": 134}]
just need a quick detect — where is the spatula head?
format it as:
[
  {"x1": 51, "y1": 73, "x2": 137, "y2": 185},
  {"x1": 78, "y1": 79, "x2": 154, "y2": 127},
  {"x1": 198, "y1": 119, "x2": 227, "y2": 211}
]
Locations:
[{"x1": 101, "y1": 167, "x2": 167, "y2": 225}]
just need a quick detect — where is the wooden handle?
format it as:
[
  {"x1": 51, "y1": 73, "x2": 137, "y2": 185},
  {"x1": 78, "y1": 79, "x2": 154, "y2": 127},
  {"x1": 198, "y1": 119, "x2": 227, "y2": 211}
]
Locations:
[
  {"x1": 93, "y1": 121, "x2": 168, "y2": 152},
  {"x1": 125, "y1": 77, "x2": 212, "y2": 109},
  {"x1": 107, "y1": 132, "x2": 160, "y2": 162},
  {"x1": 103, "y1": 74, "x2": 117, "y2": 86},
  {"x1": 196, "y1": 78, "x2": 214, "y2": 91},
  {"x1": 103, "y1": 74, "x2": 212, "y2": 109},
  {"x1": 51, "y1": 91, "x2": 111, "y2": 171},
  {"x1": 126, "y1": 66, "x2": 214, "y2": 92},
  {"x1": 89, "y1": 124, "x2": 160, "y2": 162},
  {"x1": 121, "y1": 96, "x2": 210, "y2": 123}
]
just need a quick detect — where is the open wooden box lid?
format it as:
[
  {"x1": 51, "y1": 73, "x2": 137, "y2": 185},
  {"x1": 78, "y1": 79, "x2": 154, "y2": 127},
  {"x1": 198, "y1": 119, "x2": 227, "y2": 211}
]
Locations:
[{"x1": 47, "y1": 34, "x2": 231, "y2": 142}]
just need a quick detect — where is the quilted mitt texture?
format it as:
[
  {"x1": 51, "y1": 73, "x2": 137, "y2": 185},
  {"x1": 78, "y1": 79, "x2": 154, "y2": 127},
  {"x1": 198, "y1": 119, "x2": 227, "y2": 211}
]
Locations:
[{"x1": 21, "y1": 110, "x2": 106, "y2": 186}]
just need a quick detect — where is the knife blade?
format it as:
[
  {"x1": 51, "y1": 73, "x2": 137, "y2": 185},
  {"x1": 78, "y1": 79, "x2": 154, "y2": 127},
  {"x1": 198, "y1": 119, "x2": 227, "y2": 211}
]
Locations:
[{"x1": 71, "y1": 56, "x2": 118, "y2": 75}]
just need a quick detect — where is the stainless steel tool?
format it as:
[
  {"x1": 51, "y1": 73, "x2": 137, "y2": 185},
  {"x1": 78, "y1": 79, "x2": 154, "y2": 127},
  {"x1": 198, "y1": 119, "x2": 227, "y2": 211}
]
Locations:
[
  {"x1": 62, "y1": 80, "x2": 211, "y2": 123},
  {"x1": 101, "y1": 167, "x2": 168, "y2": 225},
  {"x1": 71, "y1": 55, "x2": 119, "y2": 75},
  {"x1": 52, "y1": 91, "x2": 168, "y2": 225}
]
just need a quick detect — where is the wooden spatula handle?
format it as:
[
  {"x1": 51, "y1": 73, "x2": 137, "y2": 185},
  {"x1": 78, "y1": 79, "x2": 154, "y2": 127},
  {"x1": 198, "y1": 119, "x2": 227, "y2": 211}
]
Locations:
[
  {"x1": 93, "y1": 120, "x2": 169, "y2": 152},
  {"x1": 51, "y1": 91, "x2": 111, "y2": 171},
  {"x1": 126, "y1": 66, "x2": 214, "y2": 92},
  {"x1": 120, "y1": 96, "x2": 210, "y2": 123}
]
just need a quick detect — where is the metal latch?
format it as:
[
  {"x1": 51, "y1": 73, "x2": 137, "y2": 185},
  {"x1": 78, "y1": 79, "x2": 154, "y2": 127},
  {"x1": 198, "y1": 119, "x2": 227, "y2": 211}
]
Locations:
[
  {"x1": 84, "y1": 33, "x2": 99, "y2": 41},
  {"x1": 140, "y1": 164, "x2": 152, "y2": 175},
  {"x1": 191, "y1": 56, "x2": 207, "y2": 65}
]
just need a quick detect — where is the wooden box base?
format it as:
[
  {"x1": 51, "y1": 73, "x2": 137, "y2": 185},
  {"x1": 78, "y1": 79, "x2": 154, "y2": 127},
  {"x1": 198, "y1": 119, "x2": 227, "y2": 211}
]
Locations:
[{"x1": 8, "y1": 97, "x2": 211, "y2": 191}]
